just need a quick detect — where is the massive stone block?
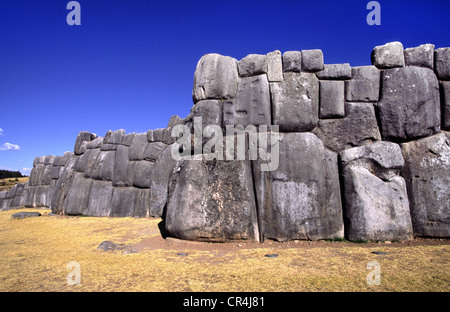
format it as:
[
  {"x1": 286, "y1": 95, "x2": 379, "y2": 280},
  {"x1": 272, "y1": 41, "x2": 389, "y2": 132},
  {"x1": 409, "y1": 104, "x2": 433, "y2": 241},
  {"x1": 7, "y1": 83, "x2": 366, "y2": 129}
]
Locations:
[
  {"x1": 441, "y1": 82, "x2": 450, "y2": 130},
  {"x1": 128, "y1": 160, "x2": 154, "y2": 189},
  {"x1": 401, "y1": 132, "x2": 450, "y2": 237},
  {"x1": 404, "y1": 44, "x2": 434, "y2": 69},
  {"x1": 301, "y1": 49, "x2": 324, "y2": 72},
  {"x1": 378, "y1": 66, "x2": 440, "y2": 141},
  {"x1": 435, "y1": 48, "x2": 450, "y2": 80},
  {"x1": 238, "y1": 54, "x2": 267, "y2": 77},
  {"x1": 112, "y1": 145, "x2": 132, "y2": 187},
  {"x1": 340, "y1": 142, "x2": 413, "y2": 242},
  {"x1": 64, "y1": 172, "x2": 93, "y2": 215},
  {"x1": 252, "y1": 132, "x2": 344, "y2": 242},
  {"x1": 319, "y1": 80, "x2": 345, "y2": 118},
  {"x1": 150, "y1": 144, "x2": 177, "y2": 217},
  {"x1": 165, "y1": 157, "x2": 259, "y2": 242},
  {"x1": 345, "y1": 66, "x2": 380, "y2": 102},
  {"x1": 282, "y1": 51, "x2": 302, "y2": 73},
  {"x1": 74, "y1": 131, "x2": 96, "y2": 155},
  {"x1": 223, "y1": 74, "x2": 271, "y2": 127},
  {"x1": 86, "y1": 180, "x2": 113, "y2": 217},
  {"x1": 372, "y1": 41, "x2": 405, "y2": 69},
  {"x1": 91, "y1": 150, "x2": 115, "y2": 181},
  {"x1": 192, "y1": 53, "x2": 239, "y2": 103},
  {"x1": 313, "y1": 102, "x2": 381, "y2": 152},
  {"x1": 316, "y1": 63, "x2": 351, "y2": 80},
  {"x1": 129, "y1": 133, "x2": 149, "y2": 161},
  {"x1": 266, "y1": 50, "x2": 283, "y2": 82},
  {"x1": 270, "y1": 72, "x2": 319, "y2": 131},
  {"x1": 110, "y1": 186, "x2": 136, "y2": 217}
]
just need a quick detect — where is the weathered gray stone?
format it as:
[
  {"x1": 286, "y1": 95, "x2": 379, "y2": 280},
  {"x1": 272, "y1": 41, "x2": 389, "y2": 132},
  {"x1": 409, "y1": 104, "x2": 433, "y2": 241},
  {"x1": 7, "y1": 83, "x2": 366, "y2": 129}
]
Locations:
[
  {"x1": 192, "y1": 53, "x2": 239, "y2": 103},
  {"x1": 345, "y1": 66, "x2": 380, "y2": 102},
  {"x1": 301, "y1": 49, "x2": 324, "y2": 72},
  {"x1": 313, "y1": 102, "x2": 381, "y2": 152},
  {"x1": 319, "y1": 80, "x2": 345, "y2": 118},
  {"x1": 86, "y1": 137, "x2": 103, "y2": 149},
  {"x1": 401, "y1": 132, "x2": 450, "y2": 237},
  {"x1": 167, "y1": 115, "x2": 183, "y2": 129},
  {"x1": 64, "y1": 172, "x2": 92, "y2": 215},
  {"x1": 404, "y1": 44, "x2": 435, "y2": 69},
  {"x1": 121, "y1": 133, "x2": 135, "y2": 146},
  {"x1": 0, "y1": 191, "x2": 7, "y2": 199},
  {"x1": 435, "y1": 48, "x2": 450, "y2": 80},
  {"x1": 149, "y1": 144, "x2": 177, "y2": 217},
  {"x1": 372, "y1": 41, "x2": 405, "y2": 69},
  {"x1": 223, "y1": 74, "x2": 271, "y2": 127},
  {"x1": 33, "y1": 156, "x2": 45, "y2": 167},
  {"x1": 143, "y1": 142, "x2": 167, "y2": 162},
  {"x1": 83, "y1": 148, "x2": 101, "y2": 179},
  {"x1": 100, "y1": 143, "x2": 118, "y2": 151},
  {"x1": 282, "y1": 51, "x2": 302, "y2": 73},
  {"x1": 340, "y1": 141, "x2": 413, "y2": 242},
  {"x1": 378, "y1": 66, "x2": 440, "y2": 141},
  {"x1": 86, "y1": 180, "x2": 113, "y2": 217},
  {"x1": 441, "y1": 82, "x2": 450, "y2": 130},
  {"x1": 270, "y1": 72, "x2": 319, "y2": 131},
  {"x1": 134, "y1": 188, "x2": 150, "y2": 218},
  {"x1": 316, "y1": 63, "x2": 351, "y2": 80},
  {"x1": 50, "y1": 153, "x2": 77, "y2": 214},
  {"x1": 128, "y1": 160, "x2": 154, "y2": 188},
  {"x1": 129, "y1": 133, "x2": 149, "y2": 161},
  {"x1": 105, "y1": 129, "x2": 125, "y2": 145},
  {"x1": 43, "y1": 155, "x2": 55, "y2": 165},
  {"x1": 91, "y1": 150, "x2": 115, "y2": 181},
  {"x1": 112, "y1": 145, "x2": 132, "y2": 187},
  {"x1": 186, "y1": 100, "x2": 222, "y2": 130},
  {"x1": 147, "y1": 129, "x2": 164, "y2": 143},
  {"x1": 110, "y1": 186, "x2": 136, "y2": 217},
  {"x1": 74, "y1": 148, "x2": 92, "y2": 172},
  {"x1": 238, "y1": 54, "x2": 267, "y2": 77},
  {"x1": 266, "y1": 50, "x2": 283, "y2": 82},
  {"x1": 11, "y1": 212, "x2": 41, "y2": 219},
  {"x1": 253, "y1": 132, "x2": 344, "y2": 242},
  {"x1": 166, "y1": 157, "x2": 259, "y2": 242},
  {"x1": 74, "y1": 131, "x2": 96, "y2": 155}
]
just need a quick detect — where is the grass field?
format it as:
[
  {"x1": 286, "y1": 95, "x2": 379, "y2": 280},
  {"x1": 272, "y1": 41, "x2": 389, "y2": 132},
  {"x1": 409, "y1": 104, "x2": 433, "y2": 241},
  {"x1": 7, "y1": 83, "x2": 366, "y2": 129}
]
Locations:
[
  {"x1": 0, "y1": 177, "x2": 29, "y2": 192},
  {"x1": 0, "y1": 207, "x2": 449, "y2": 292}
]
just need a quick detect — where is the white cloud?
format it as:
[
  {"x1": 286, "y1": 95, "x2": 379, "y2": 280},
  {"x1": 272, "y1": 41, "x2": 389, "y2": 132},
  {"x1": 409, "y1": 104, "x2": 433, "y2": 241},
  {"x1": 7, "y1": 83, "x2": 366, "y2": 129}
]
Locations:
[
  {"x1": 0, "y1": 128, "x2": 3, "y2": 135},
  {"x1": 21, "y1": 168, "x2": 32, "y2": 176},
  {"x1": 0, "y1": 142, "x2": 21, "y2": 151}
]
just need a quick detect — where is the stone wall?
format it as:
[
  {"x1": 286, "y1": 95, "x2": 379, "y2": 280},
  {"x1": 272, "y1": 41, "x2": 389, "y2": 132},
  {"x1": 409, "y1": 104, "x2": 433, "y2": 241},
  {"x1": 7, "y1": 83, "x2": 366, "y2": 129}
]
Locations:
[{"x1": 1, "y1": 41, "x2": 449, "y2": 242}]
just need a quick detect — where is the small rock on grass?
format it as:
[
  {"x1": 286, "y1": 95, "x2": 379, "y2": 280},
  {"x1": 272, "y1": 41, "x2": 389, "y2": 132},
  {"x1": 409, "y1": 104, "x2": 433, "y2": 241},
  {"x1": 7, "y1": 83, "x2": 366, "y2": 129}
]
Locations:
[{"x1": 10, "y1": 212, "x2": 41, "y2": 220}]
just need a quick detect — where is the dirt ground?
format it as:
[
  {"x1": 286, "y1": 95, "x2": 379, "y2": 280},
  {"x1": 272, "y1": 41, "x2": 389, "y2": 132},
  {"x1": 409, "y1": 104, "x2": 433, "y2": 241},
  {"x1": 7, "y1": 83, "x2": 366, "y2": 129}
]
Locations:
[{"x1": 0, "y1": 208, "x2": 449, "y2": 292}]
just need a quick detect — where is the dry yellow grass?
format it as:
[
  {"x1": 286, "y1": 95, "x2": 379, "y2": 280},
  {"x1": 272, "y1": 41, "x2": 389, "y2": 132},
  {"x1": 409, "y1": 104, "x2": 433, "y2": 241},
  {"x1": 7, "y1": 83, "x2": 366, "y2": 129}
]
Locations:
[
  {"x1": 0, "y1": 207, "x2": 449, "y2": 292},
  {"x1": 0, "y1": 177, "x2": 29, "y2": 191}
]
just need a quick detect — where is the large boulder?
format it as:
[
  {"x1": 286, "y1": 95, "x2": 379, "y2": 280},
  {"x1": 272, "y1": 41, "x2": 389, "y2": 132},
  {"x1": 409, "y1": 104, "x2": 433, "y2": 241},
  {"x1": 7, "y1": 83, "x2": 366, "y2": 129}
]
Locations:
[
  {"x1": 340, "y1": 142, "x2": 413, "y2": 242},
  {"x1": 266, "y1": 50, "x2": 283, "y2": 82},
  {"x1": 345, "y1": 66, "x2": 380, "y2": 102},
  {"x1": 192, "y1": 53, "x2": 239, "y2": 103},
  {"x1": 149, "y1": 144, "x2": 177, "y2": 217},
  {"x1": 401, "y1": 131, "x2": 450, "y2": 237},
  {"x1": 319, "y1": 80, "x2": 345, "y2": 118},
  {"x1": 313, "y1": 102, "x2": 381, "y2": 152},
  {"x1": 74, "y1": 131, "x2": 96, "y2": 155},
  {"x1": 237, "y1": 54, "x2": 267, "y2": 77},
  {"x1": 435, "y1": 48, "x2": 450, "y2": 80},
  {"x1": 441, "y1": 82, "x2": 450, "y2": 130},
  {"x1": 165, "y1": 156, "x2": 259, "y2": 242},
  {"x1": 404, "y1": 44, "x2": 434, "y2": 69},
  {"x1": 223, "y1": 74, "x2": 271, "y2": 127},
  {"x1": 252, "y1": 132, "x2": 344, "y2": 242},
  {"x1": 372, "y1": 41, "x2": 405, "y2": 69},
  {"x1": 378, "y1": 66, "x2": 440, "y2": 141},
  {"x1": 270, "y1": 72, "x2": 319, "y2": 131},
  {"x1": 64, "y1": 172, "x2": 93, "y2": 215},
  {"x1": 86, "y1": 180, "x2": 113, "y2": 217}
]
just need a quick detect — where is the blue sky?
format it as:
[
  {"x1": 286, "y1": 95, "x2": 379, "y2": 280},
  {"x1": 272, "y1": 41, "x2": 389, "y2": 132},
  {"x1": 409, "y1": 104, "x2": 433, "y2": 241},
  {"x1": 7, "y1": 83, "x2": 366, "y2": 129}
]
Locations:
[{"x1": 0, "y1": 0, "x2": 449, "y2": 175}]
